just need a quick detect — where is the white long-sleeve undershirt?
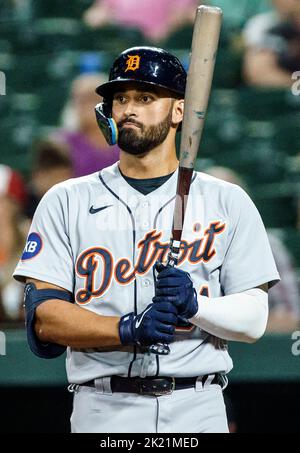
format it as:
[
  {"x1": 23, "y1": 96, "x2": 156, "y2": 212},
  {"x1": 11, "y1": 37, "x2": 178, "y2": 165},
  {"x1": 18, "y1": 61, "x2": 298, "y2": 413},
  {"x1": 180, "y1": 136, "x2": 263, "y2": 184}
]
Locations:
[{"x1": 190, "y1": 288, "x2": 269, "y2": 343}]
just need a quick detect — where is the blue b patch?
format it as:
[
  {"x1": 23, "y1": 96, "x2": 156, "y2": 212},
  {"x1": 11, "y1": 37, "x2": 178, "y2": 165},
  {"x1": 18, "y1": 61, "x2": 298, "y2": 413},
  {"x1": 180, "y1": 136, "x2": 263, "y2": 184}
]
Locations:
[{"x1": 21, "y1": 233, "x2": 43, "y2": 261}]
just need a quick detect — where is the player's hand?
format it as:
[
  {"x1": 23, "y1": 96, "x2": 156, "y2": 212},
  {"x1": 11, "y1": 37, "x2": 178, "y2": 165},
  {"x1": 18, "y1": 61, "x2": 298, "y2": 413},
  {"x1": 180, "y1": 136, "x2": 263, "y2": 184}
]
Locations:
[
  {"x1": 119, "y1": 302, "x2": 178, "y2": 347},
  {"x1": 153, "y1": 262, "x2": 198, "y2": 320}
]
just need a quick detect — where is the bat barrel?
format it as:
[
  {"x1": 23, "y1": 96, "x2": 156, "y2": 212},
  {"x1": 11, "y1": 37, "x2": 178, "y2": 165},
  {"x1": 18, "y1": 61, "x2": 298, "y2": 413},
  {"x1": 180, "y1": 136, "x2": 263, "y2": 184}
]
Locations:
[{"x1": 179, "y1": 5, "x2": 223, "y2": 169}]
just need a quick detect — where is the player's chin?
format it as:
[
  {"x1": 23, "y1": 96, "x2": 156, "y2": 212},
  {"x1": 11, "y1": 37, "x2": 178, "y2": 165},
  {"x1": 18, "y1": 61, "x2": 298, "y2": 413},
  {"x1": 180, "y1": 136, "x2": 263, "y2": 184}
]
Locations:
[
  {"x1": 119, "y1": 127, "x2": 141, "y2": 140},
  {"x1": 118, "y1": 130, "x2": 147, "y2": 155}
]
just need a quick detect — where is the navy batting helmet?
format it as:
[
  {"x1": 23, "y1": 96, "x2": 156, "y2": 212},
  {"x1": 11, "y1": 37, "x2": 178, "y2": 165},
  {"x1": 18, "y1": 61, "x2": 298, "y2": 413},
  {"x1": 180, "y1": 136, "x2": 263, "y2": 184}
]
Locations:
[
  {"x1": 96, "y1": 46, "x2": 187, "y2": 98},
  {"x1": 95, "y1": 47, "x2": 186, "y2": 146}
]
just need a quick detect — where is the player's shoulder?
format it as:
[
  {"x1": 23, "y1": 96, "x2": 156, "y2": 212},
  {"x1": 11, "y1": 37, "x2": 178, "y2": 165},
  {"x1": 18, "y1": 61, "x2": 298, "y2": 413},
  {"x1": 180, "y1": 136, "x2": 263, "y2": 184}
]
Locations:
[
  {"x1": 42, "y1": 172, "x2": 100, "y2": 200},
  {"x1": 57, "y1": 172, "x2": 100, "y2": 191},
  {"x1": 45, "y1": 163, "x2": 120, "y2": 198},
  {"x1": 192, "y1": 170, "x2": 252, "y2": 206},
  {"x1": 193, "y1": 170, "x2": 243, "y2": 192}
]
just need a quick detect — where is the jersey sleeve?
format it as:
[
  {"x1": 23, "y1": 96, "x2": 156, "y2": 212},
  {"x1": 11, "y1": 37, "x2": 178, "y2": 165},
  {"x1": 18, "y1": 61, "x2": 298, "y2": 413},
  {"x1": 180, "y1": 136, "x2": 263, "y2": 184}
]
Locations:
[
  {"x1": 13, "y1": 184, "x2": 74, "y2": 292},
  {"x1": 220, "y1": 186, "x2": 280, "y2": 295}
]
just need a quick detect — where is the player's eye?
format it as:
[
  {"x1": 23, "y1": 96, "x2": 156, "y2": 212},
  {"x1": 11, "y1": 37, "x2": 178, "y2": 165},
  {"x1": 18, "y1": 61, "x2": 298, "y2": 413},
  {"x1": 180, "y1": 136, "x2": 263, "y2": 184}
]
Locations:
[
  {"x1": 140, "y1": 95, "x2": 153, "y2": 103},
  {"x1": 114, "y1": 94, "x2": 127, "y2": 104}
]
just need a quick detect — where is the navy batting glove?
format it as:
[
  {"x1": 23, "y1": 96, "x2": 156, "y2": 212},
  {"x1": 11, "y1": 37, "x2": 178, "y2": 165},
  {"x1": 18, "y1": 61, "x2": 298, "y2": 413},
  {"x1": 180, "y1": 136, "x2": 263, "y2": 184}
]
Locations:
[
  {"x1": 153, "y1": 262, "x2": 198, "y2": 320},
  {"x1": 119, "y1": 302, "x2": 178, "y2": 347}
]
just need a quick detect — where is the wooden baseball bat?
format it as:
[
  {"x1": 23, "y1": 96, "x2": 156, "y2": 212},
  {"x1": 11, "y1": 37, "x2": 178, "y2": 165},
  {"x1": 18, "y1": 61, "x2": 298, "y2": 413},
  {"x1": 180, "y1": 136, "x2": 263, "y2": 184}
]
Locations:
[{"x1": 150, "y1": 5, "x2": 223, "y2": 356}]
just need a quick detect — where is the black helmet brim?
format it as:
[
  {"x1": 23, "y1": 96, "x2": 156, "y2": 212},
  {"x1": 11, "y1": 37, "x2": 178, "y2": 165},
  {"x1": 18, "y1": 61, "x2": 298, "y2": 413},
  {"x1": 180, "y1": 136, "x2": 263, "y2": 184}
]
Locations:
[{"x1": 96, "y1": 78, "x2": 185, "y2": 98}]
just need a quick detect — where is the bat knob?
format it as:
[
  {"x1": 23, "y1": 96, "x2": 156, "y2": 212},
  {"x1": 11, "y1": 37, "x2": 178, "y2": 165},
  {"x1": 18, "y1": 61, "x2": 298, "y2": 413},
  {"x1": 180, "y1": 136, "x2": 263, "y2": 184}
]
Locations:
[{"x1": 149, "y1": 343, "x2": 170, "y2": 355}]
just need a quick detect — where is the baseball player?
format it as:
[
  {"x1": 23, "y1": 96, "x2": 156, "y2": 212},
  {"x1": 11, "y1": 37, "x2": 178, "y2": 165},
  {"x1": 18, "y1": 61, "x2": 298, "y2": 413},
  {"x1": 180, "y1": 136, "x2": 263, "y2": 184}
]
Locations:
[{"x1": 13, "y1": 47, "x2": 280, "y2": 433}]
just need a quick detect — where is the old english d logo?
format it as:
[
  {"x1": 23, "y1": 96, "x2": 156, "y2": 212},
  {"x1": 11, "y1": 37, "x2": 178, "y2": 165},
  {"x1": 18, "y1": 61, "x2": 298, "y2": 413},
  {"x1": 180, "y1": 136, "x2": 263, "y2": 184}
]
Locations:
[{"x1": 125, "y1": 55, "x2": 141, "y2": 72}]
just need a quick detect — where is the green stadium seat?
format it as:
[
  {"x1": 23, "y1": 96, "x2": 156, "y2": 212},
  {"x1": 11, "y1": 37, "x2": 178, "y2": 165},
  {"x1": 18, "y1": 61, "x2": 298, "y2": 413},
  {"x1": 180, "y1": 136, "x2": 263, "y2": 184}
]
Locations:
[
  {"x1": 0, "y1": 92, "x2": 44, "y2": 173},
  {"x1": 32, "y1": 18, "x2": 82, "y2": 52},
  {"x1": 12, "y1": 54, "x2": 53, "y2": 91},
  {"x1": 281, "y1": 228, "x2": 300, "y2": 267},
  {"x1": 213, "y1": 46, "x2": 242, "y2": 89},
  {"x1": 163, "y1": 25, "x2": 193, "y2": 50},
  {"x1": 0, "y1": 18, "x2": 38, "y2": 54},
  {"x1": 237, "y1": 88, "x2": 300, "y2": 121},
  {"x1": 32, "y1": 85, "x2": 66, "y2": 126},
  {"x1": 0, "y1": 120, "x2": 32, "y2": 174},
  {"x1": 77, "y1": 24, "x2": 147, "y2": 54},
  {"x1": 272, "y1": 114, "x2": 300, "y2": 156},
  {"x1": 252, "y1": 183, "x2": 297, "y2": 228},
  {"x1": 32, "y1": 0, "x2": 89, "y2": 19}
]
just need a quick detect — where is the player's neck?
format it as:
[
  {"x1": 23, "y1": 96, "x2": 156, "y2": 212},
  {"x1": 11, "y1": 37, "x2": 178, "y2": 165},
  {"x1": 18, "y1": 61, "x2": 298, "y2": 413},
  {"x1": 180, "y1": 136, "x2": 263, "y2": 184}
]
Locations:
[{"x1": 119, "y1": 146, "x2": 178, "y2": 179}]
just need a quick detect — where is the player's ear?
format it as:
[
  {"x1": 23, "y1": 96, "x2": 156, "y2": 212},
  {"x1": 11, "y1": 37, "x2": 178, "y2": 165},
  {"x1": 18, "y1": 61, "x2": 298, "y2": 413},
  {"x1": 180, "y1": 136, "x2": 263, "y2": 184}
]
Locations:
[{"x1": 172, "y1": 99, "x2": 184, "y2": 127}]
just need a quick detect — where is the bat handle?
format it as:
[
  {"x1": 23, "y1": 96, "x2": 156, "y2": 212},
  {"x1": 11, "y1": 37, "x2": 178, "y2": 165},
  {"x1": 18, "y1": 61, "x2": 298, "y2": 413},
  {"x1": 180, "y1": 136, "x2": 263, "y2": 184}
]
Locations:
[
  {"x1": 148, "y1": 239, "x2": 181, "y2": 355},
  {"x1": 148, "y1": 342, "x2": 170, "y2": 355},
  {"x1": 166, "y1": 238, "x2": 181, "y2": 267}
]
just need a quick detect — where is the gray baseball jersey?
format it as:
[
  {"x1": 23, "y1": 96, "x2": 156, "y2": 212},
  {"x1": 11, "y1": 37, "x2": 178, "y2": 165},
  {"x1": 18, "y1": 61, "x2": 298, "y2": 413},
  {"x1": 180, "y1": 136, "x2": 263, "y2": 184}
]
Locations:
[{"x1": 14, "y1": 163, "x2": 280, "y2": 384}]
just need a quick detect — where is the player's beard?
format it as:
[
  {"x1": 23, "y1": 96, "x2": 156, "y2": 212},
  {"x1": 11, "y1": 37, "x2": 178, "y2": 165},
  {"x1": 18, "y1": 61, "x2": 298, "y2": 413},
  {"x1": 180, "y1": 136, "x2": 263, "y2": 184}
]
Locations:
[{"x1": 117, "y1": 107, "x2": 173, "y2": 156}]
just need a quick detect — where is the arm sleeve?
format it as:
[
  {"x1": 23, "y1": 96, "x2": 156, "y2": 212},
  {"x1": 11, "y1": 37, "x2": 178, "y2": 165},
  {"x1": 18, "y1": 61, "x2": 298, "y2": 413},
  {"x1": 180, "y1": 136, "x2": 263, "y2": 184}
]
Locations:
[
  {"x1": 220, "y1": 186, "x2": 280, "y2": 295},
  {"x1": 191, "y1": 288, "x2": 269, "y2": 343},
  {"x1": 13, "y1": 184, "x2": 74, "y2": 292}
]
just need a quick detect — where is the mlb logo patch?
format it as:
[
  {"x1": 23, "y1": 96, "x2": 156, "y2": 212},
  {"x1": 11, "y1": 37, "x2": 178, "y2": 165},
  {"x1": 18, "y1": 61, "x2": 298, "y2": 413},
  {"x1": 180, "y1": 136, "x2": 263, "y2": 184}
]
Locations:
[{"x1": 21, "y1": 232, "x2": 43, "y2": 261}]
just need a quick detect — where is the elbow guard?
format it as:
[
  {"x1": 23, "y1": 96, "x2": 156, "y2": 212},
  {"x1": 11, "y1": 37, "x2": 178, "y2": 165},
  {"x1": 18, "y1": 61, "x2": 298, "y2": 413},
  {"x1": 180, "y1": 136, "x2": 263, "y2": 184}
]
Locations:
[{"x1": 24, "y1": 282, "x2": 74, "y2": 359}]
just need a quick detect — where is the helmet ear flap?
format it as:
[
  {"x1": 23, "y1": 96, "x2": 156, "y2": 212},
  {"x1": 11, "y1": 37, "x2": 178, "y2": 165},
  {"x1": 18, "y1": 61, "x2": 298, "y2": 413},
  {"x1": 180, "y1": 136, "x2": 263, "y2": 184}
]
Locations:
[
  {"x1": 102, "y1": 98, "x2": 112, "y2": 117},
  {"x1": 95, "y1": 101, "x2": 118, "y2": 146}
]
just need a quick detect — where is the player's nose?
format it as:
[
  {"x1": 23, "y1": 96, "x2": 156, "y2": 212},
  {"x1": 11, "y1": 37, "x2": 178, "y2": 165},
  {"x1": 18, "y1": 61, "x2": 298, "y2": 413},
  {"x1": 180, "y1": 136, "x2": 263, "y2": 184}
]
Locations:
[{"x1": 123, "y1": 100, "x2": 138, "y2": 117}]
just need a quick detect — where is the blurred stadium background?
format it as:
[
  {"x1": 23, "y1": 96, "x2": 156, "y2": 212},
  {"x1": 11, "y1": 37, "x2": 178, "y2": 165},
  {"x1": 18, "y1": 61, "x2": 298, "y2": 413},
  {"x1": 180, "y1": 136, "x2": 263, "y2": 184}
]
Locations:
[{"x1": 0, "y1": 0, "x2": 300, "y2": 433}]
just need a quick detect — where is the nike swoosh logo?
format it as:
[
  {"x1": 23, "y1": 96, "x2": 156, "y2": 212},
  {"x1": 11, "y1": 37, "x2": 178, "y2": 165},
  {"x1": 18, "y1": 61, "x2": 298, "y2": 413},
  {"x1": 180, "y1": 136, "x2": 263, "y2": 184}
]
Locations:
[
  {"x1": 135, "y1": 306, "x2": 152, "y2": 329},
  {"x1": 89, "y1": 205, "x2": 113, "y2": 214}
]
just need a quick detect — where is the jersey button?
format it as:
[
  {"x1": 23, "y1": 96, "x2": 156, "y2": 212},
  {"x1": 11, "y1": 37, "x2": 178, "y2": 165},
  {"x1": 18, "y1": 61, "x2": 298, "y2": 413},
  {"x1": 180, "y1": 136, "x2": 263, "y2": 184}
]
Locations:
[
  {"x1": 142, "y1": 221, "x2": 149, "y2": 228},
  {"x1": 143, "y1": 279, "x2": 151, "y2": 287}
]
